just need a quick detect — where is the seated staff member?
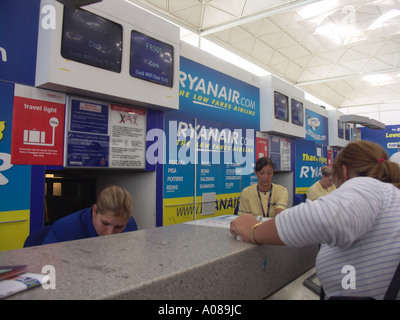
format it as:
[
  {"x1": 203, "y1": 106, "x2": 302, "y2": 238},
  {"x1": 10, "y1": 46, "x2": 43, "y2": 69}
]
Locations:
[
  {"x1": 230, "y1": 141, "x2": 400, "y2": 300},
  {"x1": 306, "y1": 166, "x2": 336, "y2": 201},
  {"x1": 43, "y1": 185, "x2": 137, "y2": 245},
  {"x1": 238, "y1": 157, "x2": 288, "y2": 218}
]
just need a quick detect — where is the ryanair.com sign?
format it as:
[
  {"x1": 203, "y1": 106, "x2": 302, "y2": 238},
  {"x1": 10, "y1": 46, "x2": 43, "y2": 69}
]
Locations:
[{"x1": 178, "y1": 57, "x2": 260, "y2": 130}]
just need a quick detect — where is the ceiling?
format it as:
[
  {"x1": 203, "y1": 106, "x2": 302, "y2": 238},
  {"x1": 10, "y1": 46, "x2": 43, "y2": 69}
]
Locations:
[{"x1": 127, "y1": 0, "x2": 400, "y2": 109}]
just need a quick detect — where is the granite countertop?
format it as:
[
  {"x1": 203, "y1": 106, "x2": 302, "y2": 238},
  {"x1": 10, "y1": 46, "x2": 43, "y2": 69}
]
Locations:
[
  {"x1": 1, "y1": 223, "x2": 253, "y2": 299},
  {"x1": 1, "y1": 222, "x2": 318, "y2": 300}
]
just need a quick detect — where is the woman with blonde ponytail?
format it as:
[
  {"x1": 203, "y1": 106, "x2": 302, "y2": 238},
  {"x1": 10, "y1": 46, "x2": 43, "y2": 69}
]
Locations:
[{"x1": 231, "y1": 141, "x2": 400, "y2": 299}]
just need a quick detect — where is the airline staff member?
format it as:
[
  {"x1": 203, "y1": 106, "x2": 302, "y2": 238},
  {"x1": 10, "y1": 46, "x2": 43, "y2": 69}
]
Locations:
[
  {"x1": 238, "y1": 157, "x2": 288, "y2": 218},
  {"x1": 43, "y1": 185, "x2": 137, "y2": 244},
  {"x1": 306, "y1": 166, "x2": 336, "y2": 201}
]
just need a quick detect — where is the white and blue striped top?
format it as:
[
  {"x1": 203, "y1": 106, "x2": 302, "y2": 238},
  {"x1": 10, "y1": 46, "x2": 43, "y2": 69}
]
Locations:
[{"x1": 275, "y1": 177, "x2": 400, "y2": 299}]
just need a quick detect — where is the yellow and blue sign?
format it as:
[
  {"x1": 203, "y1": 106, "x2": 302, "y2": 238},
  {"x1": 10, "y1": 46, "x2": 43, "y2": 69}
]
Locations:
[
  {"x1": 295, "y1": 139, "x2": 327, "y2": 194},
  {"x1": 360, "y1": 125, "x2": 400, "y2": 157},
  {"x1": 0, "y1": 81, "x2": 31, "y2": 251}
]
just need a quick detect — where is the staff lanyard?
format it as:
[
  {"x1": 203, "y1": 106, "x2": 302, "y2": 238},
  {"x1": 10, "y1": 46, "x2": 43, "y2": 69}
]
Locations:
[{"x1": 257, "y1": 185, "x2": 273, "y2": 217}]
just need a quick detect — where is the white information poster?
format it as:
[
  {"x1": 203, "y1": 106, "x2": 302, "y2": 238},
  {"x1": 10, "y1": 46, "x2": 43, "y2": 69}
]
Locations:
[
  {"x1": 110, "y1": 104, "x2": 146, "y2": 169},
  {"x1": 280, "y1": 137, "x2": 291, "y2": 171}
]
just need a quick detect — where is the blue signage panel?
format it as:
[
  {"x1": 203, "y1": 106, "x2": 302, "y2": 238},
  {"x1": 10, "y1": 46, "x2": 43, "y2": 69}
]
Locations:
[
  {"x1": 70, "y1": 98, "x2": 109, "y2": 134},
  {"x1": 305, "y1": 109, "x2": 328, "y2": 145},
  {"x1": 0, "y1": 0, "x2": 40, "y2": 86},
  {"x1": 164, "y1": 113, "x2": 195, "y2": 199},
  {"x1": 66, "y1": 132, "x2": 109, "y2": 168},
  {"x1": 195, "y1": 118, "x2": 255, "y2": 195},
  {"x1": 179, "y1": 57, "x2": 260, "y2": 130},
  {"x1": 360, "y1": 125, "x2": 400, "y2": 157},
  {"x1": 163, "y1": 113, "x2": 256, "y2": 199}
]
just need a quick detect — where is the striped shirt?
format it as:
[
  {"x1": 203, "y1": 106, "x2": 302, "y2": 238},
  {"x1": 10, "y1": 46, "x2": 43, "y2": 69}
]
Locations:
[{"x1": 276, "y1": 177, "x2": 400, "y2": 299}]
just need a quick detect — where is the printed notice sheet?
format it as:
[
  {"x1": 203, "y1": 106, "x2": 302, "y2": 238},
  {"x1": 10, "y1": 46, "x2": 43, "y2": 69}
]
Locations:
[
  {"x1": 65, "y1": 97, "x2": 146, "y2": 169},
  {"x1": 110, "y1": 104, "x2": 146, "y2": 169},
  {"x1": 185, "y1": 215, "x2": 270, "y2": 229}
]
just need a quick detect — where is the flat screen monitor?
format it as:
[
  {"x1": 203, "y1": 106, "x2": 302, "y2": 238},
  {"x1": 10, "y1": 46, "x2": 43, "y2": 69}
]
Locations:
[
  {"x1": 130, "y1": 30, "x2": 174, "y2": 87},
  {"x1": 291, "y1": 98, "x2": 304, "y2": 126},
  {"x1": 337, "y1": 120, "x2": 344, "y2": 139},
  {"x1": 345, "y1": 124, "x2": 351, "y2": 141},
  {"x1": 274, "y1": 91, "x2": 289, "y2": 122},
  {"x1": 61, "y1": 7, "x2": 123, "y2": 73}
]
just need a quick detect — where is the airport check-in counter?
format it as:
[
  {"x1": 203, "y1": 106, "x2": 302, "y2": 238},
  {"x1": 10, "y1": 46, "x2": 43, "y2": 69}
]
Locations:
[{"x1": 1, "y1": 222, "x2": 318, "y2": 300}]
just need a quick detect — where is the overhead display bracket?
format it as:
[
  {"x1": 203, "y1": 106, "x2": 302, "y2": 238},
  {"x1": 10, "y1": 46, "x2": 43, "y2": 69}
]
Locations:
[
  {"x1": 56, "y1": 0, "x2": 102, "y2": 8},
  {"x1": 339, "y1": 114, "x2": 385, "y2": 130}
]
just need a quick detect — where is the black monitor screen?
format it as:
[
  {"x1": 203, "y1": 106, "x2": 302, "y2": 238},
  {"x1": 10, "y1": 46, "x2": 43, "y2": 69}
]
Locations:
[
  {"x1": 130, "y1": 30, "x2": 174, "y2": 87},
  {"x1": 291, "y1": 98, "x2": 304, "y2": 126},
  {"x1": 338, "y1": 120, "x2": 344, "y2": 139},
  {"x1": 345, "y1": 124, "x2": 351, "y2": 141},
  {"x1": 61, "y1": 7, "x2": 122, "y2": 73},
  {"x1": 274, "y1": 91, "x2": 289, "y2": 122}
]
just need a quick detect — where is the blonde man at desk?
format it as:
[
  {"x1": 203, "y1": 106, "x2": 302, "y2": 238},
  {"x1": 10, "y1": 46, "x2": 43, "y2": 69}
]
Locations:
[{"x1": 306, "y1": 166, "x2": 336, "y2": 201}]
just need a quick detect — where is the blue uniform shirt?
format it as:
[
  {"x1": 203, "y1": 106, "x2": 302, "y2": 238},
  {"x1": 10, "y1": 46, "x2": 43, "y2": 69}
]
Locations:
[{"x1": 42, "y1": 206, "x2": 137, "y2": 245}]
